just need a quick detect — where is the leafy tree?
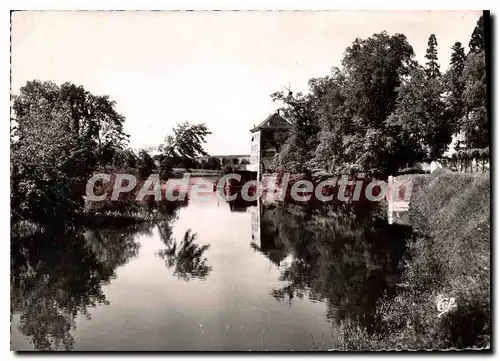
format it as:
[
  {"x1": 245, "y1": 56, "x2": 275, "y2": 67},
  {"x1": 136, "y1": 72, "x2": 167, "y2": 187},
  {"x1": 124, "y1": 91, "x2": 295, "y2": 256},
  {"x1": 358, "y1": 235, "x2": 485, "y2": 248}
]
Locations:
[
  {"x1": 204, "y1": 157, "x2": 221, "y2": 170},
  {"x1": 11, "y1": 80, "x2": 128, "y2": 225},
  {"x1": 388, "y1": 36, "x2": 453, "y2": 162},
  {"x1": 240, "y1": 158, "x2": 250, "y2": 165},
  {"x1": 271, "y1": 87, "x2": 320, "y2": 174},
  {"x1": 232, "y1": 158, "x2": 239, "y2": 165},
  {"x1": 388, "y1": 67, "x2": 452, "y2": 161},
  {"x1": 158, "y1": 122, "x2": 211, "y2": 177},
  {"x1": 311, "y1": 69, "x2": 349, "y2": 173},
  {"x1": 335, "y1": 32, "x2": 416, "y2": 175},
  {"x1": 273, "y1": 32, "x2": 417, "y2": 177}
]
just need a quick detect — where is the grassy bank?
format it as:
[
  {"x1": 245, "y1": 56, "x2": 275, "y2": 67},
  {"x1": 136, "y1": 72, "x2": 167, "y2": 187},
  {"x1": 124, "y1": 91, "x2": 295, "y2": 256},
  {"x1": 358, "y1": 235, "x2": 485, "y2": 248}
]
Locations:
[{"x1": 335, "y1": 168, "x2": 490, "y2": 350}]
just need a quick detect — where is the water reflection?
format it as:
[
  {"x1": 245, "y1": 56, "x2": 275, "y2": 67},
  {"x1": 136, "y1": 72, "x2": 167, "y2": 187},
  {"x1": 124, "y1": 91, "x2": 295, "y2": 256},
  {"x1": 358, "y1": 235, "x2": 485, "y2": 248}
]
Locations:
[
  {"x1": 228, "y1": 197, "x2": 257, "y2": 212},
  {"x1": 12, "y1": 182, "x2": 415, "y2": 351},
  {"x1": 250, "y1": 204, "x2": 412, "y2": 334},
  {"x1": 11, "y1": 222, "x2": 150, "y2": 351},
  {"x1": 157, "y1": 229, "x2": 212, "y2": 281},
  {"x1": 10, "y1": 205, "x2": 196, "y2": 350}
]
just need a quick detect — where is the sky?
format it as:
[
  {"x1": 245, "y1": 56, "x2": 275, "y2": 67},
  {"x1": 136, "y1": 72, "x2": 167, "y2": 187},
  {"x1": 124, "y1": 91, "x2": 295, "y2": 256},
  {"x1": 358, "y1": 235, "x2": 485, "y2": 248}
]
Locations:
[{"x1": 11, "y1": 10, "x2": 482, "y2": 155}]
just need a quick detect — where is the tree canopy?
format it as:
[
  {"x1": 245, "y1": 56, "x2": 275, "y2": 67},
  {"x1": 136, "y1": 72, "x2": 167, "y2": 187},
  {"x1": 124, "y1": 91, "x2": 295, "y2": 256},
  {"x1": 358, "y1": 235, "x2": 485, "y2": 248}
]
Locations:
[{"x1": 272, "y1": 15, "x2": 488, "y2": 178}]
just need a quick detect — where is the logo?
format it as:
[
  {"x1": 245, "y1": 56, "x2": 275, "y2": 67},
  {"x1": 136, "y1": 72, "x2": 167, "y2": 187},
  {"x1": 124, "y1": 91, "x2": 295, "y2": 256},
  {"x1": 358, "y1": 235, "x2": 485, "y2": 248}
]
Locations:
[{"x1": 437, "y1": 297, "x2": 457, "y2": 318}]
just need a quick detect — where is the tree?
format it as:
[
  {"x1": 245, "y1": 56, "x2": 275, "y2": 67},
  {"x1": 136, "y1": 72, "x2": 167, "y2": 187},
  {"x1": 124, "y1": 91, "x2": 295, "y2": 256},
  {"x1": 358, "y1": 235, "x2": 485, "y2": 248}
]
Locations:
[
  {"x1": 446, "y1": 42, "x2": 467, "y2": 132},
  {"x1": 337, "y1": 32, "x2": 416, "y2": 175},
  {"x1": 240, "y1": 159, "x2": 250, "y2": 165},
  {"x1": 311, "y1": 69, "x2": 349, "y2": 174},
  {"x1": 388, "y1": 67, "x2": 452, "y2": 162},
  {"x1": 137, "y1": 149, "x2": 156, "y2": 179},
  {"x1": 272, "y1": 32, "x2": 416, "y2": 177},
  {"x1": 204, "y1": 157, "x2": 221, "y2": 170},
  {"x1": 469, "y1": 15, "x2": 485, "y2": 53},
  {"x1": 232, "y1": 158, "x2": 239, "y2": 165},
  {"x1": 11, "y1": 80, "x2": 129, "y2": 225},
  {"x1": 461, "y1": 51, "x2": 487, "y2": 148},
  {"x1": 271, "y1": 89, "x2": 320, "y2": 174},
  {"x1": 388, "y1": 34, "x2": 452, "y2": 162},
  {"x1": 158, "y1": 122, "x2": 211, "y2": 177},
  {"x1": 425, "y1": 34, "x2": 441, "y2": 79},
  {"x1": 458, "y1": 14, "x2": 488, "y2": 149}
]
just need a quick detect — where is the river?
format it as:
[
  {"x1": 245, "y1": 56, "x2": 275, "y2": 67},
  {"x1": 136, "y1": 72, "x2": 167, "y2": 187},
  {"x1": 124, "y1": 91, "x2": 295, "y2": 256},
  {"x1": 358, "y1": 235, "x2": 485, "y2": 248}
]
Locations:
[{"x1": 11, "y1": 177, "x2": 412, "y2": 351}]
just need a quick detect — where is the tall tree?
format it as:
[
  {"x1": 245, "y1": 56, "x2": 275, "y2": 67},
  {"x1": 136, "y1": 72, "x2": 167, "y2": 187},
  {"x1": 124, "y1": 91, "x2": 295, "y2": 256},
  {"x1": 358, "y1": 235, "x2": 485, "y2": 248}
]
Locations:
[
  {"x1": 469, "y1": 15, "x2": 485, "y2": 53},
  {"x1": 460, "y1": 14, "x2": 488, "y2": 149},
  {"x1": 425, "y1": 34, "x2": 441, "y2": 79},
  {"x1": 446, "y1": 42, "x2": 467, "y2": 133},
  {"x1": 340, "y1": 32, "x2": 416, "y2": 176},
  {"x1": 461, "y1": 51, "x2": 487, "y2": 149},
  {"x1": 388, "y1": 67, "x2": 452, "y2": 161},
  {"x1": 271, "y1": 86, "x2": 320, "y2": 174}
]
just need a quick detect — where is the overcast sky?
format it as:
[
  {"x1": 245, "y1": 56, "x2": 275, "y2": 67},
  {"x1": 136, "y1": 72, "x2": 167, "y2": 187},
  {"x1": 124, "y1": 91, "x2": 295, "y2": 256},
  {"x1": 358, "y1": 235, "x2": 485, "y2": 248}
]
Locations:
[{"x1": 11, "y1": 10, "x2": 482, "y2": 155}]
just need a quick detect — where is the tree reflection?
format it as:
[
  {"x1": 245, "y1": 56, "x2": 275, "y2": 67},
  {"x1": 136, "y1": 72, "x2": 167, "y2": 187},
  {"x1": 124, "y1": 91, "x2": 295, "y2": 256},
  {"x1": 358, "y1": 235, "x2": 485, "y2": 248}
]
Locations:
[
  {"x1": 253, "y1": 205, "x2": 411, "y2": 334},
  {"x1": 157, "y1": 229, "x2": 212, "y2": 281},
  {"x1": 11, "y1": 221, "x2": 156, "y2": 351}
]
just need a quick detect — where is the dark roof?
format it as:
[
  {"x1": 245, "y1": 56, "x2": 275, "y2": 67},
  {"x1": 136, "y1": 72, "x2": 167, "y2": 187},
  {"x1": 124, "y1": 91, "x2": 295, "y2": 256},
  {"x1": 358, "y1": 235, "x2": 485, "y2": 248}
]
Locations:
[{"x1": 250, "y1": 113, "x2": 291, "y2": 133}]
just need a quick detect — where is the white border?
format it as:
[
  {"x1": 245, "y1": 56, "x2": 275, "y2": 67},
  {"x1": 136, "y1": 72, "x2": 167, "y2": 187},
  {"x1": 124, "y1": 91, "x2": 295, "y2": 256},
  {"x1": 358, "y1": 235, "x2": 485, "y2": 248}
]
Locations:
[{"x1": 2, "y1": 2, "x2": 498, "y2": 360}]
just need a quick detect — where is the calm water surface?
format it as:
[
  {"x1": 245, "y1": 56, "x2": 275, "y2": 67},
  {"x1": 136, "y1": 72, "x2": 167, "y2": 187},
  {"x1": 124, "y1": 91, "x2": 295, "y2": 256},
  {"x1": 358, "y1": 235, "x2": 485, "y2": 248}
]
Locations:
[{"x1": 11, "y1": 177, "x2": 410, "y2": 351}]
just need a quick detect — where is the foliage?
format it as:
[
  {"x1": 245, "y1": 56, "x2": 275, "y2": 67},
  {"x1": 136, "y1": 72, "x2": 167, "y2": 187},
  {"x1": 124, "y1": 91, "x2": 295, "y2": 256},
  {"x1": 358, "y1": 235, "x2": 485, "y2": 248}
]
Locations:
[
  {"x1": 158, "y1": 122, "x2": 211, "y2": 177},
  {"x1": 203, "y1": 157, "x2": 221, "y2": 170},
  {"x1": 425, "y1": 34, "x2": 441, "y2": 79},
  {"x1": 272, "y1": 15, "x2": 488, "y2": 177},
  {"x1": 11, "y1": 80, "x2": 129, "y2": 225},
  {"x1": 445, "y1": 42, "x2": 467, "y2": 133},
  {"x1": 388, "y1": 66, "x2": 452, "y2": 161},
  {"x1": 469, "y1": 15, "x2": 485, "y2": 53},
  {"x1": 335, "y1": 170, "x2": 490, "y2": 350},
  {"x1": 461, "y1": 51, "x2": 487, "y2": 149},
  {"x1": 137, "y1": 149, "x2": 156, "y2": 179},
  {"x1": 273, "y1": 32, "x2": 417, "y2": 177}
]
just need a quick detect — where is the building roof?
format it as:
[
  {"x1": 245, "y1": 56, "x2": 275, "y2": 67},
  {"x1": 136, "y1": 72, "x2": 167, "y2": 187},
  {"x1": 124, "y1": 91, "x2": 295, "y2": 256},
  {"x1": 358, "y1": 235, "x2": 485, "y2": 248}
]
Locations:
[{"x1": 250, "y1": 113, "x2": 291, "y2": 133}]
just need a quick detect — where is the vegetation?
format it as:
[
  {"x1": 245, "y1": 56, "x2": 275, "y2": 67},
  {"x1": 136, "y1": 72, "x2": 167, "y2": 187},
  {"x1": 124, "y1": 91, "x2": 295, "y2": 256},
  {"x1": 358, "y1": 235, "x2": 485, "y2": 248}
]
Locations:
[
  {"x1": 335, "y1": 169, "x2": 490, "y2": 350},
  {"x1": 271, "y1": 15, "x2": 488, "y2": 178},
  {"x1": 157, "y1": 122, "x2": 211, "y2": 178},
  {"x1": 10, "y1": 81, "x2": 211, "y2": 228}
]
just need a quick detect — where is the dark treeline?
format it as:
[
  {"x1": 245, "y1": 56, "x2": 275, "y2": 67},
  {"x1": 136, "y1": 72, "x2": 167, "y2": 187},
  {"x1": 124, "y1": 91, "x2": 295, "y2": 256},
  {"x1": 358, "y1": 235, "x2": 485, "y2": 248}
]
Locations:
[
  {"x1": 10, "y1": 82, "x2": 211, "y2": 228},
  {"x1": 271, "y1": 15, "x2": 488, "y2": 178}
]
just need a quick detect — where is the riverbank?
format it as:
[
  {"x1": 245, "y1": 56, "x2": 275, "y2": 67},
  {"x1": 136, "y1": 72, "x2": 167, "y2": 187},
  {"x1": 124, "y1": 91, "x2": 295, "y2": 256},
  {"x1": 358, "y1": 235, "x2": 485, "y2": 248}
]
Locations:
[{"x1": 335, "y1": 168, "x2": 490, "y2": 350}]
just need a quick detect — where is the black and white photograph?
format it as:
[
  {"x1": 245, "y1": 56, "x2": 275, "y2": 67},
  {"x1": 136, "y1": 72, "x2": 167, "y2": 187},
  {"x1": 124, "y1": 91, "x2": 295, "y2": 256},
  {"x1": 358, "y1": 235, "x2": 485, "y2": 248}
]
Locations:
[{"x1": 9, "y1": 9, "x2": 491, "y2": 352}]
